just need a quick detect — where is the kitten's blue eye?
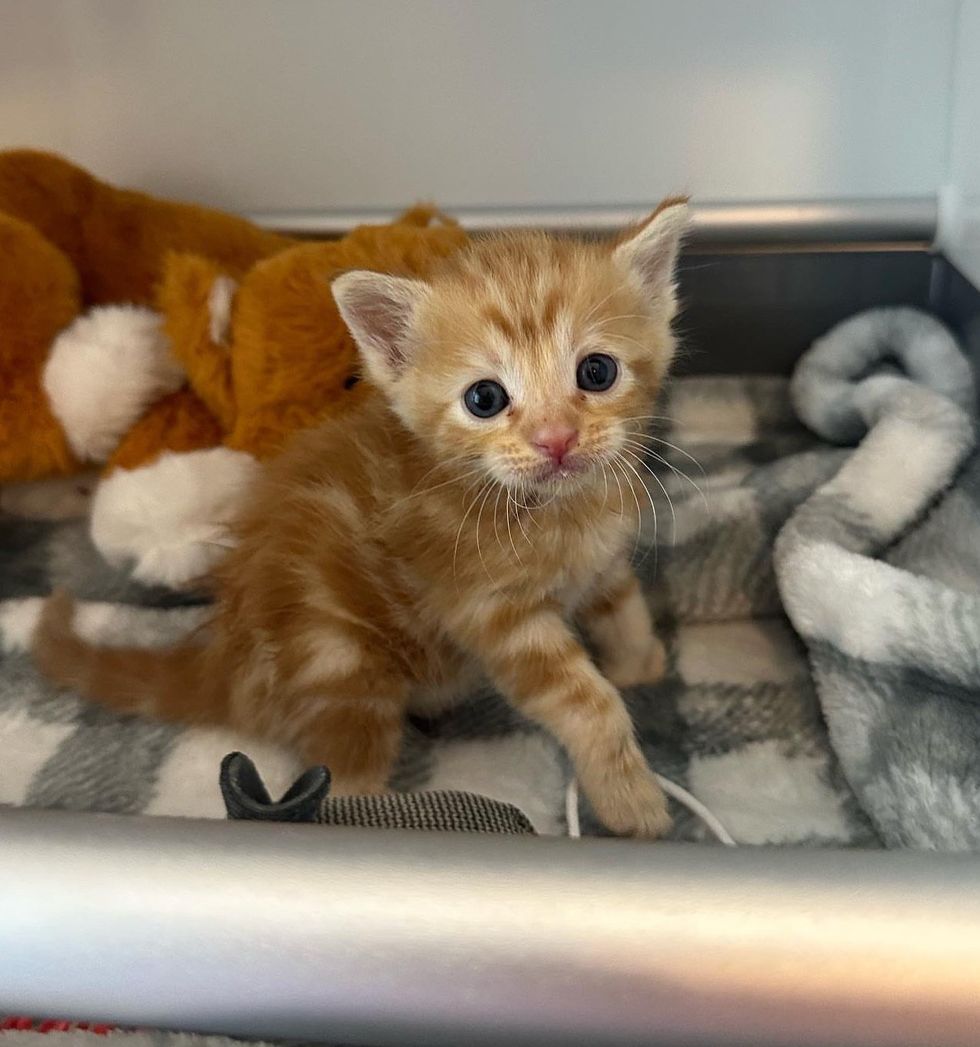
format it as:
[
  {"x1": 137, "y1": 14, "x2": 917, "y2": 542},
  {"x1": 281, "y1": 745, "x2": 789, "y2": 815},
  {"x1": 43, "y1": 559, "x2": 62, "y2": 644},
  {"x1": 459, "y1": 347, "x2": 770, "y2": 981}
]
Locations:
[
  {"x1": 464, "y1": 380, "x2": 509, "y2": 418},
  {"x1": 577, "y1": 353, "x2": 618, "y2": 392}
]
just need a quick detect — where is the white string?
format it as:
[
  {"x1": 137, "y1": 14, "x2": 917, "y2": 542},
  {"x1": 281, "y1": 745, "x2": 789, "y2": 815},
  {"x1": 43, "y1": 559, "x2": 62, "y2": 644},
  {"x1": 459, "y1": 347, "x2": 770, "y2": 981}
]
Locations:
[
  {"x1": 654, "y1": 773, "x2": 737, "y2": 846},
  {"x1": 564, "y1": 775, "x2": 737, "y2": 847},
  {"x1": 565, "y1": 774, "x2": 582, "y2": 838}
]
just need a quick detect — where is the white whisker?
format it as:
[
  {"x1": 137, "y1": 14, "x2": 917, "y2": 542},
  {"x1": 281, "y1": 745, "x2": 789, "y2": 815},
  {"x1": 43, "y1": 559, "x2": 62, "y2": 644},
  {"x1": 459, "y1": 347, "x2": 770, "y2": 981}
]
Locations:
[
  {"x1": 509, "y1": 486, "x2": 536, "y2": 512},
  {"x1": 492, "y1": 484, "x2": 506, "y2": 557},
  {"x1": 581, "y1": 286, "x2": 621, "y2": 328},
  {"x1": 597, "y1": 312, "x2": 654, "y2": 325},
  {"x1": 612, "y1": 456, "x2": 643, "y2": 558},
  {"x1": 627, "y1": 431, "x2": 707, "y2": 477},
  {"x1": 504, "y1": 491, "x2": 523, "y2": 565},
  {"x1": 602, "y1": 331, "x2": 654, "y2": 354},
  {"x1": 618, "y1": 451, "x2": 659, "y2": 568},
  {"x1": 620, "y1": 414, "x2": 678, "y2": 424},
  {"x1": 452, "y1": 477, "x2": 492, "y2": 580},
  {"x1": 625, "y1": 439, "x2": 709, "y2": 511},
  {"x1": 533, "y1": 485, "x2": 561, "y2": 510},
  {"x1": 390, "y1": 463, "x2": 484, "y2": 509},
  {"x1": 609, "y1": 453, "x2": 626, "y2": 516},
  {"x1": 474, "y1": 481, "x2": 497, "y2": 580},
  {"x1": 622, "y1": 446, "x2": 676, "y2": 548},
  {"x1": 508, "y1": 486, "x2": 534, "y2": 545},
  {"x1": 619, "y1": 451, "x2": 659, "y2": 534}
]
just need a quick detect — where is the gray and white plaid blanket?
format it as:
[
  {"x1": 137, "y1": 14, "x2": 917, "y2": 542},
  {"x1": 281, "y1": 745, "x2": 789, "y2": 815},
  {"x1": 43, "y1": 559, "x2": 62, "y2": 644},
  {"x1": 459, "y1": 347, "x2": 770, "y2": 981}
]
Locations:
[
  {"x1": 777, "y1": 308, "x2": 980, "y2": 849},
  {"x1": 1, "y1": 306, "x2": 976, "y2": 848}
]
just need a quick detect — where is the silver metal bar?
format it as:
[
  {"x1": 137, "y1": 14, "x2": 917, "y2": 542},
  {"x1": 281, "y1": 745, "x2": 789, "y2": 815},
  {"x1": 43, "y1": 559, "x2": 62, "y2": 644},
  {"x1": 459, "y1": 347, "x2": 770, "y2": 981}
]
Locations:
[
  {"x1": 245, "y1": 197, "x2": 937, "y2": 243},
  {"x1": 2, "y1": 807, "x2": 979, "y2": 1047}
]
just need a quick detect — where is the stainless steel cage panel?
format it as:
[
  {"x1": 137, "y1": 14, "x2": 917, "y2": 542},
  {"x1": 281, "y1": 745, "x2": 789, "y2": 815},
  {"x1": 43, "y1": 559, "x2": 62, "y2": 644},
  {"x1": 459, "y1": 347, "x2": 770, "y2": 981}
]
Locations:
[{"x1": 2, "y1": 808, "x2": 980, "y2": 1047}]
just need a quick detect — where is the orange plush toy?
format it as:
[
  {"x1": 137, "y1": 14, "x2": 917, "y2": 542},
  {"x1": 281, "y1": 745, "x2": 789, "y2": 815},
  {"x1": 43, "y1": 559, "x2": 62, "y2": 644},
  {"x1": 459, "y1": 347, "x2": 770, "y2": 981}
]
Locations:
[
  {"x1": 89, "y1": 206, "x2": 467, "y2": 586},
  {"x1": 0, "y1": 149, "x2": 290, "y2": 484},
  {"x1": 0, "y1": 150, "x2": 468, "y2": 587}
]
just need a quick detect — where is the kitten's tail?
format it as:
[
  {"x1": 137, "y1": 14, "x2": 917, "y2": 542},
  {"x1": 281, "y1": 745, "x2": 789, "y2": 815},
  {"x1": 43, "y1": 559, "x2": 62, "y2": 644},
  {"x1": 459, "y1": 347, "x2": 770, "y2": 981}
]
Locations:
[{"x1": 32, "y1": 590, "x2": 223, "y2": 724}]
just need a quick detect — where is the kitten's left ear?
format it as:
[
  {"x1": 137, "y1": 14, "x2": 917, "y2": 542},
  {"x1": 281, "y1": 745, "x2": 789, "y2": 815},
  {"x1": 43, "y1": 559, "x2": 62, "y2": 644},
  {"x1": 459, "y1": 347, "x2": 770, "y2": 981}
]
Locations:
[
  {"x1": 614, "y1": 197, "x2": 690, "y2": 305},
  {"x1": 331, "y1": 271, "x2": 427, "y2": 385}
]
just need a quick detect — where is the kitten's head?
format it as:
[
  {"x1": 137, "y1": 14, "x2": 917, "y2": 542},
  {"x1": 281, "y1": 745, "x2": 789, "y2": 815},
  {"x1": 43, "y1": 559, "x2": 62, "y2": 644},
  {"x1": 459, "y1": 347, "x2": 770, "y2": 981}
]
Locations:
[{"x1": 332, "y1": 199, "x2": 688, "y2": 498}]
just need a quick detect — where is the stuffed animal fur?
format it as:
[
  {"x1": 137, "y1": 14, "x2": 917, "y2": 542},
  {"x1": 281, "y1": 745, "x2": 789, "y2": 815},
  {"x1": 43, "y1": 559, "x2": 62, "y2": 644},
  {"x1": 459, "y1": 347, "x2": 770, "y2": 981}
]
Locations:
[
  {"x1": 0, "y1": 149, "x2": 290, "y2": 483},
  {"x1": 0, "y1": 150, "x2": 467, "y2": 586}
]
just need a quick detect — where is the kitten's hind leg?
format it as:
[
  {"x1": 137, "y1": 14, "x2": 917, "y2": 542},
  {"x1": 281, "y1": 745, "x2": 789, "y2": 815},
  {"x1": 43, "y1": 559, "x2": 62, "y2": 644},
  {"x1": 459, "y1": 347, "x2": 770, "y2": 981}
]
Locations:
[
  {"x1": 582, "y1": 558, "x2": 666, "y2": 689},
  {"x1": 295, "y1": 683, "x2": 409, "y2": 795},
  {"x1": 279, "y1": 638, "x2": 410, "y2": 795}
]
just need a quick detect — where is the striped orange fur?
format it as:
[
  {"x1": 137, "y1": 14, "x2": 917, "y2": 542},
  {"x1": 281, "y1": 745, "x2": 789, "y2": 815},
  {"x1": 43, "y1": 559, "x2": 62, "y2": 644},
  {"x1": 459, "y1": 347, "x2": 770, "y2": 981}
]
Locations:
[{"x1": 33, "y1": 200, "x2": 689, "y2": 838}]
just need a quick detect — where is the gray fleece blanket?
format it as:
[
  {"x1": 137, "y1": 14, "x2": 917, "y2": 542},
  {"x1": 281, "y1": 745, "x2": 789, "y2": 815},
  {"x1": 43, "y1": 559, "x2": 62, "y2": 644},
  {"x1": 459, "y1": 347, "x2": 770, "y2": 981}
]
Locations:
[
  {"x1": 777, "y1": 308, "x2": 980, "y2": 848},
  {"x1": 0, "y1": 306, "x2": 976, "y2": 848}
]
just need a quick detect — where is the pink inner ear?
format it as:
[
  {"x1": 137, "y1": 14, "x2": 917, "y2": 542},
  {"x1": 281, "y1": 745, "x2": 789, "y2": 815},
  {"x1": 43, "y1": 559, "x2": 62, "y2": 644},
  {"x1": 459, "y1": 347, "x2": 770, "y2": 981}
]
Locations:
[
  {"x1": 334, "y1": 272, "x2": 425, "y2": 375},
  {"x1": 351, "y1": 290, "x2": 410, "y2": 366}
]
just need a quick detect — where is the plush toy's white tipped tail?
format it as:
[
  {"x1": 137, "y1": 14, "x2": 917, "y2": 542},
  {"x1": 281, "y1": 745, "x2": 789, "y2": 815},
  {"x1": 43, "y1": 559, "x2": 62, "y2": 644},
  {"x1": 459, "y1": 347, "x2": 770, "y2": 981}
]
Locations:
[{"x1": 43, "y1": 305, "x2": 185, "y2": 463}]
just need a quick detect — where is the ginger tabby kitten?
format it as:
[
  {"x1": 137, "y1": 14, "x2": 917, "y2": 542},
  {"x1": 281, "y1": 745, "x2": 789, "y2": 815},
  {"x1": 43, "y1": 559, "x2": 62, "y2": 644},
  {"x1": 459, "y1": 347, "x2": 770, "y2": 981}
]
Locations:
[{"x1": 34, "y1": 199, "x2": 688, "y2": 838}]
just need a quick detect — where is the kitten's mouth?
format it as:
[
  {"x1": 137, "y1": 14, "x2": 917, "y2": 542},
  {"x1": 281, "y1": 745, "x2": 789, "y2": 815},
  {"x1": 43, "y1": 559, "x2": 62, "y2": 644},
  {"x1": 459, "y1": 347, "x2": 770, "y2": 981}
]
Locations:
[{"x1": 527, "y1": 456, "x2": 589, "y2": 486}]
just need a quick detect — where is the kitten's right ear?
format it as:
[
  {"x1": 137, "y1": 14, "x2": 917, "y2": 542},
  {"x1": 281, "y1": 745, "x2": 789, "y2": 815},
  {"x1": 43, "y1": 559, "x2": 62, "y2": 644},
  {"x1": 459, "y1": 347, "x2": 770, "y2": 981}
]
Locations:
[{"x1": 331, "y1": 271, "x2": 427, "y2": 385}]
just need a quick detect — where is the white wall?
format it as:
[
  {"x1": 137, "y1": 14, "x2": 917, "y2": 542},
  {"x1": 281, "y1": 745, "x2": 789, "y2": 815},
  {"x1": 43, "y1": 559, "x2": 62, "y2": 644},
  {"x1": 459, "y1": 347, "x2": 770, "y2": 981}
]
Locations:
[{"x1": 1, "y1": 0, "x2": 959, "y2": 214}]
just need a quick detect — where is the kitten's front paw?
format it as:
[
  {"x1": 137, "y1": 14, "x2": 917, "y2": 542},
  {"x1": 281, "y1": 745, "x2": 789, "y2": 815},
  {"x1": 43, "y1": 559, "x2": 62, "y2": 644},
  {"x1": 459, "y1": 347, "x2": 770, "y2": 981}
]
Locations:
[
  {"x1": 590, "y1": 768, "x2": 673, "y2": 840},
  {"x1": 604, "y1": 635, "x2": 667, "y2": 689}
]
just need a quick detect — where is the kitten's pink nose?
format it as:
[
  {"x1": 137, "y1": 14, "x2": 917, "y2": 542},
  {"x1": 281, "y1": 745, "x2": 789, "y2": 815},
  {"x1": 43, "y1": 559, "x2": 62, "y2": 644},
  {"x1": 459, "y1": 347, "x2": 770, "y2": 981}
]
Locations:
[{"x1": 532, "y1": 425, "x2": 579, "y2": 465}]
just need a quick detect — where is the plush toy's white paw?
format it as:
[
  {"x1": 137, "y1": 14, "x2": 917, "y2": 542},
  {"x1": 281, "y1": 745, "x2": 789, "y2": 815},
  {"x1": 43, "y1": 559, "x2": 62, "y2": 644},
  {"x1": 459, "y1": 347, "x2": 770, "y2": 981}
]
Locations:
[
  {"x1": 91, "y1": 448, "x2": 260, "y2": 589},
  {"x1": 43, "y1": 305, "x2": 185, "y2": 463}
]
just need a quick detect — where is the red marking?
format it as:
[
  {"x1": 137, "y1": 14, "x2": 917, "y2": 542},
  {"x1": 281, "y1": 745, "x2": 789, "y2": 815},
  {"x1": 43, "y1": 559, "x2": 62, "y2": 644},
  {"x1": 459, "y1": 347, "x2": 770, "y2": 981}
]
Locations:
[{"x1": 1, "y1": 1016, "x2": 117, "y2": 1035}]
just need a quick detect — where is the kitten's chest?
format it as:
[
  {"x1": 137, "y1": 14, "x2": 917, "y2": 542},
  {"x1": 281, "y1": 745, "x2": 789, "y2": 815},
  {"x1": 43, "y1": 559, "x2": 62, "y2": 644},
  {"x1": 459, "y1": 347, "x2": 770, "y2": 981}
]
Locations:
[{"x1": 515, "y1": 512, "x2": 630, "y2": 605}]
